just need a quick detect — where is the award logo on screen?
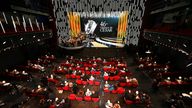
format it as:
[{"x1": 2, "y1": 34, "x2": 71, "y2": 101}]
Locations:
[
  {"x1": 100, "y1": 21, "x2": 112, "y2": 32},
  {"x1": 85, "y1": 20, "x2": 97, "y2": 34}
]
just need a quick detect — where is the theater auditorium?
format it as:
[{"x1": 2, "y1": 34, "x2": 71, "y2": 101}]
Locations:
[{"x1": 0, "y1": 0, "x2": 191, "y2": 108}]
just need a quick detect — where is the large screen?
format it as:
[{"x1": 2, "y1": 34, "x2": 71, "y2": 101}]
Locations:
[{"x1": 80, "y1": 17, "x2": 118, "y2": 37}]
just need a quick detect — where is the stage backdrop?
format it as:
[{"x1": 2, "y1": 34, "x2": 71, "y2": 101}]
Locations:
[
  {"x1": 80, "y1": 17, "x2": 118, "y2": 37},
  {"x1": 68, "y1": 11, "x2": 128, "y2": 38}
]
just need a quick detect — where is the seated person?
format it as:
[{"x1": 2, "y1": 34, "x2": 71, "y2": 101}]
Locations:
[
  {"x1": 77, "y1": 89, "x2": 84, "y2": 97},
  {"x1": 64, "y1": 81, "x2": 69, "y2": 86},
  {"x1": 82, "y1": 74, "x2": 88, "y2": 81},
  {"x1": 104, "y1": 72, "x2": 109, "y2": 77},
  {"x1": 50, "y1": 74, "x2": 54, "y2": 79},
  {"x1": 72, "y1": 70, "x2": 77, "y2": 75},
  {"x1": 91, "y1": 67, "x2": 95, "y2": 71},
  {"x1": 58, "y1": 66, "x2": 63, "y2": 71},
  {"x1": 85, "y1": 89, "x2": 92, "y2": 96},
  {"x1": 76, "y1": 64, "x2": 80, "y2": 68},
  {"x1": 89, "y1": 75, "x2": 95, "y2": 81},
  {"x1": 165, "y1": 77, "x2": 171, "y2": 83},
  {"x1": 68, "y1": 82, "x2": 73, "y2": 88},
  {"x1": 119, "y1": 77, "x2": 126, "y2": 83},
  {"x1": 103, "y1": 59, "x2": 107, "y2": 63},
  {"x1": 85, "y1": 67, "x2": 89, "y2": 71},
  {"x1": 68, "y1": 67, "x2": 73, "y2": 74},
  {"x1": 91, "y1": 91, "x2": 99, "y2": 98},
  {"x1": 138, "y1": 64, "x2": 144, "y2": 68},
  {"x1": 109, "y1": 69, "x2": 117, "y2": 76},
  {"x1": 125, "y1": 77, "x2": 130, "y2": 83},
  {"x1": 120, "y1": 68, "x2": 126, "y2": 73},
  {"x1": 113, "y1": 101, "x2": 121, "y2": 108},
  {"x1": 132, "y1": 78, "x2": 138, "y2": 85},
  {"x1": 124, "y1": 90, "x2": 136, "y2": 101},
  {"x1": 176, "y1": 76, "x2": 182, "y2": 84},
  {"x1": 35, "y1": 85, "x2": 46, "y2": 93},
  {"x1": 93, "y1": 61, "x2": 97, "y2": 66},
  {"x1": 105, "y1": 100, "x2": 113, "y2": 108},
  {"x1": 72, "y1": 84, "x2": 78, "y2": 94},
  {"x1": 104, "y1": 81, "x2": 110, "y2": 88},
  {"x1": 76, "y1": 70, "x2": 82, "y2": 75}
]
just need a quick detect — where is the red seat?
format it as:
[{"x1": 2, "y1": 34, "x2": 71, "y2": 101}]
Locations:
[
  {"x1": 111, "y1": 90, "x2": 117, "y2": 94},
  {"x1": 119, "y1": 82, "x2": 126, "y2": 87},
  {"x1": 92, "y1": 98, "x2": 99, "y2": 102},
  {"x1": 84, "y1": 96, "x2": 92, "y2": 101},
  {"x1": 57, "y1": 87, "x2": 63, "y2": 90},
  {"x1": 94, "y1": 81, "x2": 100, "y2": 86},
  {"x1": 113, "y1": 76, "x2": 120, "y2": 81},
  {"x1": 125, "y1": 100, "x2": 134, "y2": 105},
  {"x1": 76, "y1": 75, "x2": 81, "y2": 79},
  {"x1": 49, "y1": 105, "x2": 56, "y2": 108},
  {"x1": 117, "y1": 87, "x2": 125, "y2": 94},
  {"x1": 71, "y1": 74, "x2": 76, "y2": 79},
  {"x1": 68, "y1": 94, "x2": 76, "y2": 100},
  {"x1": 132, "y1": 83, "x2": 138, "y2": 88},
  {"x1": 94, "y1": 71, "x2": 100, "y2": 75},
  {"x1": 48, "y1": 78, "x2": 58, "y2": 83},
  {"x1": 65, "y1": 74, "x2": 70, "y2": 79},
  {"x1": 76, "y1": 80, "x2": 82, "y2": 85},
  {"x1": 109, "y1": 77, "x2": 114, "y2": 81},
  {"x1": 127, "y1": 82, "x2": 132, "y2": 87},
  {"x1": 76, "y1": 97, "x2": 83, "y2": 101},
  {"x1": 104, "y1": 76, "x2": 109, "y2": 80},
  {"x1": 82, "y1": 81, "x2": 87, "y2": 85},
  {"x1": 104, "y1": 88, "x2": 110, "y2": 93},
  {"x1": 63, "y1": 86, "x2": 69, "y2": 91},
  {"x1": 88, "y1": 80, "x2": 94, "y2": 85},
  {"x1": 86, "y1": 71, "x2": 91, "y2": 75}
]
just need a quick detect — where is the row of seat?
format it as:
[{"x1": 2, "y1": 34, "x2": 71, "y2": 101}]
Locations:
[{"x1": 68, "y1": 94, "x2": 100, "y2": 102}]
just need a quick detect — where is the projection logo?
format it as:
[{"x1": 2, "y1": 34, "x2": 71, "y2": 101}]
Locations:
[
  {"x1": 84, "y1": 20, "x2": 97, "y2": 34},
  {"x1": 100, "y1": 21, "x2": 113, "y2": 33}
]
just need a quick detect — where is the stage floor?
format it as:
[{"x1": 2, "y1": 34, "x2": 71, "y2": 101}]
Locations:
[{"x1": 87, "y1": 37, "x2": 125, "y2": 48}]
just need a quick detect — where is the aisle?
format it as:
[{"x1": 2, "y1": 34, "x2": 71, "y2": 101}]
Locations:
[{"x1": 126, "y1": 56, "x2": 168, "y2": 108}]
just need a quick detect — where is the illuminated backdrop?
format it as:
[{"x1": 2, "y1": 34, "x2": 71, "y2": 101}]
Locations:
[{"x1": 52, "y1": 0, "x2": 146, "y2": 46}]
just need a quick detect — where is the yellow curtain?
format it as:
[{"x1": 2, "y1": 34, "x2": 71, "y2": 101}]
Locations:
[
  {"x1": 68, "y1": 12, "x2": 81, "y2": 37},
  {"x1": 117, "y1": 11, "x2": 128, "y2": 39}
]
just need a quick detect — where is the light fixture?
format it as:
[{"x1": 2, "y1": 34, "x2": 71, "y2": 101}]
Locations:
[
  {"x1": 33, "y1": 36, "x2": 36, "y2": 38},
  {"x1": 20, "y1": 38, "x2": 23, "y2": 40}
]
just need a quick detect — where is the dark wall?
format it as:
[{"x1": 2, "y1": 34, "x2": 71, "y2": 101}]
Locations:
[
  {"x1": 0, "y1": 40, "x2": 52, "y2": 71},
  {"x1": 154, "y1": 46, "x2": 190, "y2": 71}
]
